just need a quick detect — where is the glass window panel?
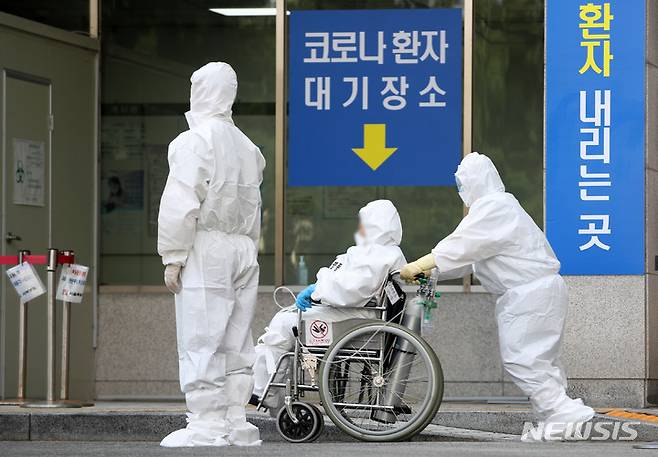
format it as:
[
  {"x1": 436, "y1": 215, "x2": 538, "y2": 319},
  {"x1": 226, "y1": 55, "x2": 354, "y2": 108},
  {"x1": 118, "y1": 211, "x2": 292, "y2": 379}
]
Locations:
[
  {"x1": 100, "y1": 0, "x2": 275, "y2": 285},
  {"x1": 285, "y1": 0, "x2": 545, "y2": 286},
  {"x1": 284, "y1": 0, "x2": 464, "y2": 285},
  {"x1": 473, "y1": 0, "x2": 544, "y2": 226},
  {"x1": 98, "y1": 0, "x2": 545, "y2": 286},
  {"x1": 0, "y1": 0, "x2": 89, "y2": 33}
]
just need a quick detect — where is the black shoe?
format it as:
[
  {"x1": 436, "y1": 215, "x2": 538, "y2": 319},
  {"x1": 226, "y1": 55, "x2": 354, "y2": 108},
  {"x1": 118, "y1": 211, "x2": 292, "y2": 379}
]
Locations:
[{"x1": 248, "y1": 394, "x2": 260, "y2": 407}]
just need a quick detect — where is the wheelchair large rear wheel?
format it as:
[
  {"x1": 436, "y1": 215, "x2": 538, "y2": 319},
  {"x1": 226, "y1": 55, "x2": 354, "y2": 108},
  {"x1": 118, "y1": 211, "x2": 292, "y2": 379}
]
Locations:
[{"x1": 319, "y1": 322, "x2": 443, "y2": 442}]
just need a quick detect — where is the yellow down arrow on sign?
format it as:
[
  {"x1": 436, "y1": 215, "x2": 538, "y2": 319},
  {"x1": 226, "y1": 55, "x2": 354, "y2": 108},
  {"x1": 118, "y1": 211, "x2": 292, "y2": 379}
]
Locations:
[{"x1": 352, "y1": 124, "x2": 398, "y2": 171}]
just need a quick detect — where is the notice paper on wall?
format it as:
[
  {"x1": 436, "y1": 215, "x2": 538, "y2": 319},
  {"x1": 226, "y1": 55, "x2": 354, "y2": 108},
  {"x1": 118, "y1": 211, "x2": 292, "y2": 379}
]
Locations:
[{"x1": 13, "y1": 138, "x2": 45, "y2": 206}]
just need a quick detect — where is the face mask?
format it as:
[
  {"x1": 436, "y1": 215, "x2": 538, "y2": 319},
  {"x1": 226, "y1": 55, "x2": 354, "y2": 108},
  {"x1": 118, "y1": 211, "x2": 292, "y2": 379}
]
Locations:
[
  {"x1": 354, "y1": 232, "x2": 367, "y2": 246},
  {"x1": 455, "y1": 176, "x2": 464, "y2": 193},
  {"x1": 456, "y1": 176, "x2": 470, "y2": 206}
]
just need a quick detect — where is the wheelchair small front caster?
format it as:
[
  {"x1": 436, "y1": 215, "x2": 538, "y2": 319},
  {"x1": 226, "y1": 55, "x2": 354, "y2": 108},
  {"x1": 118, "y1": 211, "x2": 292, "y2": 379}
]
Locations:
[{"x1": 276, "y1": 401, "x2": 322, "y2": 443}]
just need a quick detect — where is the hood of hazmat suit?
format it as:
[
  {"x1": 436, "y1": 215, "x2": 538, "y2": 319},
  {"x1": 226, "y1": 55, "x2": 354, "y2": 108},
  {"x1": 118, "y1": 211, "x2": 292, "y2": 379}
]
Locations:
[
  {"x1": 312, "y1": 199, "x2": 407, "y2": 307},
  {"x1": 432, "y1": 152, "x2": 594, "y2": 426},
  {"x1": 158, "y1": 62, "x2": 265, "y2": 447},
  {"x1": 454, "y1": 151, "x2": 505, "y2": 208},
  {"x1": 185, "y1": 62, "x2": 236, "y2": 128}
]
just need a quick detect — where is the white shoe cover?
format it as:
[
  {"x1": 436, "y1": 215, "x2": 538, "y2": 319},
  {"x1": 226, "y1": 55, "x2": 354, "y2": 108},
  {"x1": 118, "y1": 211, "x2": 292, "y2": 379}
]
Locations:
[
  {"x1": 160, "y1": 411, "x2": 231, "y2": 447},
  {"x1": 160, "y1": 427, "x2": 221, "y2": 447},
  {"x1": 521, "y1": 401, "x2": 595, "y2": 443},
  {"x1": 160, "y1": 421, "x2": 261, "y2": 447},
  {"x1": 543, "y1": 397, "x2": 595, "y2": 425},
  {"x1": 212, "y1": 436, "x2": 230, "y2": 447},
  {"x1": 225, "y1": 403, "x2": 262, "y2": 446},
  {"x1": 227, "y1": 422, "x2": 262, "y2": 446}
]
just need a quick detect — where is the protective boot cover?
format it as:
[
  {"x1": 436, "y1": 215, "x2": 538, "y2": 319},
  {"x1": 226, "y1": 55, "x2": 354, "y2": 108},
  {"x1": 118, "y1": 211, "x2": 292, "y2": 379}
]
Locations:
[
  {"x1": 431, "y1": 152, "x2": 594, "y2": 423},
  {"x1": 521, "y1": 397, "x2": 595, "y2": 444},
  {"x1": 160, "y1": 409, "x2": 229, "y2": 448},
  {"x1": 157, "y1": 62, "x2": 266, "y2": 447}
]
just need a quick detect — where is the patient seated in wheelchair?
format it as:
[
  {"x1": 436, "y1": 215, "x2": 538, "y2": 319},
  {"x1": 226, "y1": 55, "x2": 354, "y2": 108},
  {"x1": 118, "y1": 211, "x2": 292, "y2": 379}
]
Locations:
[{"x1": 251, "y1": 199, "x2": 406, "y2": 409}]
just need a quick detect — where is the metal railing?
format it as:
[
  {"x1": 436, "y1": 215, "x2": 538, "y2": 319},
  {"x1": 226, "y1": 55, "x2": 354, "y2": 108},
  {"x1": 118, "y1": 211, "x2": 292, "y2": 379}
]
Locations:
[{"x1": 0, "y1": 248, "x2": 92, "y2": 408}]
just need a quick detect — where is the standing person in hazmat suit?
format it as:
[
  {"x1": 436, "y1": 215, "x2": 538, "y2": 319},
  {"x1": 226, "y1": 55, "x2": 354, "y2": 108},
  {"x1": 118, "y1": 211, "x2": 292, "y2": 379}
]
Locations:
[
  {"x1": 401, "y1": 152, "x2": 594, "y2": 440},
  {"x1": 157, "y1": 62, "x2": 265, "y2": 447},
  {"x1": 252, "y1": 200, "x2": 406, "y2": 412}
]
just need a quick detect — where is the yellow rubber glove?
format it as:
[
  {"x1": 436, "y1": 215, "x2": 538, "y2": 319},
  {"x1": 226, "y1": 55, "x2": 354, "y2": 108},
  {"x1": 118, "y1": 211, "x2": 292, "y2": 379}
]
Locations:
[{"x1": 400, "y1": 254, "x2": 437, "y2": 282}]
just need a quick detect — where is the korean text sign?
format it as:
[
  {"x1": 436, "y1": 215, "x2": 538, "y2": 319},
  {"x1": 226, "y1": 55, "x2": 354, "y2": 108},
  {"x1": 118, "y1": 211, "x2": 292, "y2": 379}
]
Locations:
[
  {"x1": 6, "y1": 263, "x2": 46, "y2": 302},
  {"x1": 56, "y1": 264, "x2": 89, "y2": 303},
  {"x1": 288, "y1": 9, "x2": 462, "y2": 186},
  {"x1": 546, "y1": 0, "x2": 645, "y2": 275}
]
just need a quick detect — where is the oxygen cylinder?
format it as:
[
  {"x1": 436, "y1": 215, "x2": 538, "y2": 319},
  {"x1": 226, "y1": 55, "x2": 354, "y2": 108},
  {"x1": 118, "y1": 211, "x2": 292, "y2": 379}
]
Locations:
[
  {"x1": 370, "y1": 296, "x2": 424, "y2": 423},
  {"x1": 297, "y1": 255, "x2": 308, "y2": 285}
]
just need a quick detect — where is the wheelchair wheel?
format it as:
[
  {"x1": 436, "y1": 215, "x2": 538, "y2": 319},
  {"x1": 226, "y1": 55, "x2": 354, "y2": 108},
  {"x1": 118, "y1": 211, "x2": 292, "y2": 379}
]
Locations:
[
  {"x1": 319, "y1": 322, "x2": 443, "y2": 442},
  {"x1": 276, "y1": 401, "x2": 322, "y2": 443},
  {"x1": 308, "y1": 404, "x2": 325, "y2": 442}
]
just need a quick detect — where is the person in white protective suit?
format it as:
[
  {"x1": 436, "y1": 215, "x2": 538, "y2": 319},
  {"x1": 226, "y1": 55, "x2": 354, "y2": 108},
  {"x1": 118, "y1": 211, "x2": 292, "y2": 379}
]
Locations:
[
  {"x1": 157, "y1": 62, "x2": 266, "y2": 447},
  {"x1": 251, "y1": 200, "x2": 407, "y2": 410},
  {"x1": 401, "y1": 152, "x2": 595, "y2": 440}
]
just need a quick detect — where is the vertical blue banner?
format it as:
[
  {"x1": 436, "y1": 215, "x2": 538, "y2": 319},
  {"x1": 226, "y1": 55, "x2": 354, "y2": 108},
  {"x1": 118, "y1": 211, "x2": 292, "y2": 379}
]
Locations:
[
  {"x1": 546, "y1": 0, "x2": 645, "y2": 275},
  {"x1": 288, "y1": 9, "x2": 462, "y2": 186}
]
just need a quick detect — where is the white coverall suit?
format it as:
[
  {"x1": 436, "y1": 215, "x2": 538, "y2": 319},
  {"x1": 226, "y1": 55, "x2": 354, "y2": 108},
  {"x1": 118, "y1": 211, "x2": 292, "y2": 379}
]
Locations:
[
  {"x1": 432, "y1": 152, "x2": 594, "y2": 426},
  {"x1": 252, "y1": 200, "x2": 407, "y2": 403},
  {"x1": 157, "y1": 62, "x2": 266, "y2": 447}
]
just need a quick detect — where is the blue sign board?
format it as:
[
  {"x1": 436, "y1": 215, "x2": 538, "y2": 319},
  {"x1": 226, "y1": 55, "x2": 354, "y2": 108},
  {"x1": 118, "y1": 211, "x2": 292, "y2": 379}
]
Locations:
[
  {"x1": 546, "y1": 0, "x2": 645, "y2": 275},
  {"x1": 288, "y1": 9, "x2": 462, "y2": 186}
]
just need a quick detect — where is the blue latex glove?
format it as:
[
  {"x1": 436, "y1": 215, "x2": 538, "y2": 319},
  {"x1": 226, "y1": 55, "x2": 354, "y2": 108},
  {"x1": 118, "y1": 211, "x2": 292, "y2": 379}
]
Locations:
[{"x1": 295, "y1": 284, "x2": 316, "y2": 311}]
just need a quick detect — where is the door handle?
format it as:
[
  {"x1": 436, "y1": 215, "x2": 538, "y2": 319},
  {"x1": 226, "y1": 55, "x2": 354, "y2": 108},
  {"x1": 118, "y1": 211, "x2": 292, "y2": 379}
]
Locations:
[{"x1": 6, "y1": 232, "x2": 21, "y2": 243}]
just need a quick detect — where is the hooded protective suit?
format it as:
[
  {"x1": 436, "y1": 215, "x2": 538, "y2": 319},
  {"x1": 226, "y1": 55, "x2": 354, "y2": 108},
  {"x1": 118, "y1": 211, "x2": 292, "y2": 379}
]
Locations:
[
  {"x1": 427, "y1": 152, "x2": 594, "y2": 427},
  {"x1": 157, "y1": 62, "x2": 266, "y2": 447},
  {"x1": 252, "y1": 200, "x2": 406, "y2": 403}
]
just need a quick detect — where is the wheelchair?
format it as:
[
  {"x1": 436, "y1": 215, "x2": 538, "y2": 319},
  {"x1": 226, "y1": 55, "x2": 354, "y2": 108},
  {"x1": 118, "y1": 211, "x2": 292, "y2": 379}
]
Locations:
[{"x1": 258, "y1": 272, "x2": 444, "y2": 443}]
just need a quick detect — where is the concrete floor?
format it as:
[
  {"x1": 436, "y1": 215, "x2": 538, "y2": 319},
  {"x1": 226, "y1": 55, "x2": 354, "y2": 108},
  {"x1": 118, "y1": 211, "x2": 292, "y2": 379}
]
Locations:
[
  {"x1": 0, "y1": 400, "x2": 536, "y2": 413},
  {"x1": 4, "y1": 401, "x2": 658, "y2": 444},
  {"x1": 0, "y1": 440, "x2": 648, "y2": 457}
]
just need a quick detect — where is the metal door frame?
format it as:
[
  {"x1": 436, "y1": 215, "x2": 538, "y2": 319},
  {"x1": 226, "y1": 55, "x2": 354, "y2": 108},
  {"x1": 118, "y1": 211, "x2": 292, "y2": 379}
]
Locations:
[{"x1": 0, "y1": 68, "x2": 53, "y2": 397}]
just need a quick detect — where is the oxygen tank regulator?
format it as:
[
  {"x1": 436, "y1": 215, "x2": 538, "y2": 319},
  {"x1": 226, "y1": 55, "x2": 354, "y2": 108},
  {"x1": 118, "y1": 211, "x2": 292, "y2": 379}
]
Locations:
[{"x1": 415, "y1": 270, "x2": 441, "y2": 324}]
